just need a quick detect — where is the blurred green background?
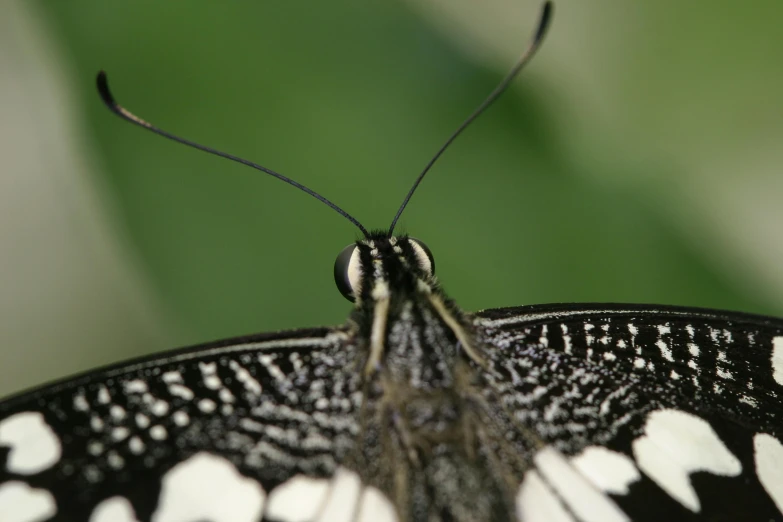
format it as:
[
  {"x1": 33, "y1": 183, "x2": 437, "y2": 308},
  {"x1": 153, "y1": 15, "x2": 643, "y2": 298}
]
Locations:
[{"x1": 2, "y1": 1, "x2": 783, "y2": 396}]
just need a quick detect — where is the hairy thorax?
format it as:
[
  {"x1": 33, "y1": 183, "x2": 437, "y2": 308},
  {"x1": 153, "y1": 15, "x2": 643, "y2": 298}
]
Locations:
[{"x1": 352, "y1": 294, "x2": 530, "y2": 521}]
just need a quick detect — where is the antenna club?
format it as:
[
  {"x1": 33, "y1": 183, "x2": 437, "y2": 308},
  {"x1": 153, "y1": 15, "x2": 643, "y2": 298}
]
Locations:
[
  {"x1": 536, "y1": 2, "x2": 554, "y2": 43},
  {"x1": 96, "y1": 71, "x2": 115, "y2": 107}
]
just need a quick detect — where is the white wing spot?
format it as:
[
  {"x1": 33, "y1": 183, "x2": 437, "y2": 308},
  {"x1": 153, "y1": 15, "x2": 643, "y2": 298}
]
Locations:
[
  {"x1": 229, "y1": 361, "x2": 263, "y2": 396},
  {"x1": 739, "y1": 395, "x2": 759, "y2": 408},
  {"x1": 570, "y1": 446, "x2": 640, "y2": 495},
  {"x1": 561, "y1": 324, "x2": 573, "y2": 354},
  {"x1": 151, "y1": 400, "x2": 170, "y2": 417},
  {"x1": 314, "y1": 467, "x2": 362, "y2": 522},
  {"x1": 172, "y1": 411, "x2": 190, "y2": 427},
  {"x1": 90, "y1": 415, "x2": 105, "y2": 432},
  {"x1": 754, "y1": 433, "x2": 783, "y2": 514},
  {"x1": 150, "y1": 425, "x2": 167, "y2": 440},
  {"x1": 534, "y1": 447, "x2": 629, "y2": 522},
  {"x1": 266, "y1": 475, "x2": 330, "y2": 521},
  {"x1": 123, "y1": 380, "x2": 148, "y2": 394},
  {"x1": 772, "y1": 337, "x2": 783, "y2": 385},
  {"x1": 199, "y1": 362, "x2": 217, "y2": 374},
  {"x1": 632, "y1": 409, "x2": 742, "y2": 511},
  {"x1": 199, "y1": 362, "x2": 222, "y2": 390},
  {"x1": 516, "y1": 470, "x2": 575, "y2": 522},
  {"x1": 0, "y1": 412, "x2": 62, "y2": 474},
  {"x1": 198, "y1": 399, "x2": 217, "y2": 413},
  {"x1": 97, "y1": 385, "x2": 111, "y2": 405},
  {"x1": 539, "y1": 325, "x2": 549, "y2": 348},
  {"x1": 110, "y1": 405, "x2": 127, "y2": 421},
  {"x1": 89, "y1": 496, "x2": 140, "y2": 522},
  {"x1": 87, "y1": 441, "x2": 104, "y2": 456},
  {"x1": 152, "y1": 452, "x2": 265, "y2": 522},
  {"x1": 129, "y1": 436, "x2": 145, "y2": 455},
  {"x1": 656, "y1": 340, "x2": 674, "y2": 362},
  {"x1": 162, "y1": 371, "x2": 183, "y2": 384},
  {"x1": 169, "y1": 384, "x2": 194, "y2": 401},
  {"x1": 716, "y1": 368, "x2": 734, "y2": 381},
  {"x1": 219, "y1": 388, "x2": 236, "y2": 404},
  {"x1": 356, "y1": 486, "x2": 398, "y2": 522},
  {"x1": 73, "y1": 393, "x2": 89, "y2": 412},
  {"x1": 0, "y1": 481, "x2": 56, "y2": 522},
  {"x1": 107, "y1": 451, "x2": 125, "y2": 470},
  {"x1": 111, "y1": 427, "x2": 130, "y2": 442},
  {"x1": 135, "y1": 413, "x2": 150, "y2": 429}
]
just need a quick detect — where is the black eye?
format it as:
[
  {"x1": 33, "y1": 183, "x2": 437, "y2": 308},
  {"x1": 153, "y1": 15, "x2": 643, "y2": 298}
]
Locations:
[
  {"x1": 334, "y1": 244, "x2": 362, "y2": 301},
  {"x1": 409, "y1": 238, "x2": 435, "y2": 276}
]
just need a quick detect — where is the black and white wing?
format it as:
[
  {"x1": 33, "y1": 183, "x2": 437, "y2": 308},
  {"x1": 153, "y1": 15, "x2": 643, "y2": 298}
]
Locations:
[
  {"x1": 474, "y1": 303, "x2": 783, "y2": 521},
  {"x1": 0, "y1": 326, "x2": 376, "y2": 522},
  {"x1": 4, "y1": 302, "x2": 783, "y2": 522}
]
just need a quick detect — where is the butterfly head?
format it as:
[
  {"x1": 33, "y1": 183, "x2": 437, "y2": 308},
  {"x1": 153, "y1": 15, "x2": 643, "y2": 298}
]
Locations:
[{"x1": 334, "y1": 234, "x2": 436, "y2": 304}]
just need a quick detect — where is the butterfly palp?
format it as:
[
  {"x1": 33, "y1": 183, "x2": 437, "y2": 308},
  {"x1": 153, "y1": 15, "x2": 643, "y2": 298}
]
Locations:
[{"x1": 409, "y1": 238, "x2": 435, "y2": 276}]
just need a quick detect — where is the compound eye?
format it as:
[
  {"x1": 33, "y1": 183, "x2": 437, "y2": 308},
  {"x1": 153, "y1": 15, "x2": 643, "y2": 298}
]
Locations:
[
  {"x1": 334, "y1": 244, "x2": 362, "y2": 301},
  {"x1": 409, "y1": 238, "x2": 435, "y2": 276}
]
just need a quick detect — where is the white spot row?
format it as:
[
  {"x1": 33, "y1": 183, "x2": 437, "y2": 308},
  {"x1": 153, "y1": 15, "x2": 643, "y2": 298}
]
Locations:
[
  {"x1": 517, "y1": 447, "x2": 628, "y2": 522},
  {"x1": 518, "y1": 408, "x2": 783, "y2": 520},
  {"x1": 3, "y1": 405, "x2": 783, "y2": 521},
  {"x1": 83, "y1": 454, "x2": 397, "y2": 522}
]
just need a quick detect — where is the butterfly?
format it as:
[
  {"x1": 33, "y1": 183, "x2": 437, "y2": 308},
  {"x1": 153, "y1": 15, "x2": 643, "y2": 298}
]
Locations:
[{"x1": 2, "y1": 2, "x2": 783, "y2": 521}]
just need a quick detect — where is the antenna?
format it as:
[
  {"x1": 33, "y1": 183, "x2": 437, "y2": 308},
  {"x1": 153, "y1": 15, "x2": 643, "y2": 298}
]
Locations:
[
  {"x1": 96, "y1": 72, "x2": 370, "y2": 238},
  {"x1": 388, "y1": 1, "x2": 553, "y2": 235}
]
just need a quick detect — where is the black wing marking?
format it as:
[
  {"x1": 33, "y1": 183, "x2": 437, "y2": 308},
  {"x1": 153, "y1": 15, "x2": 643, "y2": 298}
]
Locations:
[
  {"x1": 473, "y1": 303, "x2": 783, "y2": 521},
  {"x1": 0, "y1": 326, "x2": 364, "y2": 522}
]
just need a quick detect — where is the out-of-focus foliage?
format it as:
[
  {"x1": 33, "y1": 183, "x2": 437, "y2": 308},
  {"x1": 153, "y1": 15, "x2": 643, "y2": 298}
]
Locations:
[{"x1": 2, "y1": 0, "x2": 781, "y2": 395}]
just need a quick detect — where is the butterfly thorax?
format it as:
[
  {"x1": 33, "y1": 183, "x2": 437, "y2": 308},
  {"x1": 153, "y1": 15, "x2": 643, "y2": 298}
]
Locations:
[{"x1": 343, "y1": 235, "x2": 522, "y2": 521}]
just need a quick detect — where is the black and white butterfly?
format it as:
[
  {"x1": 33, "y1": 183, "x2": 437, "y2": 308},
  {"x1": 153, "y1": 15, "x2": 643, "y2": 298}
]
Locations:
[{"x1": 2, "y1": 3, "x2": 783, "y2": 521}]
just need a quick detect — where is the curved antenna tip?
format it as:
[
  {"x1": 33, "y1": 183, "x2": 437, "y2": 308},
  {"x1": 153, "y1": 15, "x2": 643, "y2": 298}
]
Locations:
[
  {"x1": 96, "y1": 71, "x2": 114, "y2": 107},
  {"x1": 536, "y1": 2, "x2": 554, "y2": 44}
]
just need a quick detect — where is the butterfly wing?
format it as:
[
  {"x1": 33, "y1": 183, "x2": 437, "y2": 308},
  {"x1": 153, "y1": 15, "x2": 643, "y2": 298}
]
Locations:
[
  {"x1": 0, "y1": 326, "x2": 370, "y2": 522},
  {"x1": 4, "y1": 303, "x2": 783, "y2": 522},
  {"x1": 473, "y1": 303, "x2": 783, "y2": 521}
]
